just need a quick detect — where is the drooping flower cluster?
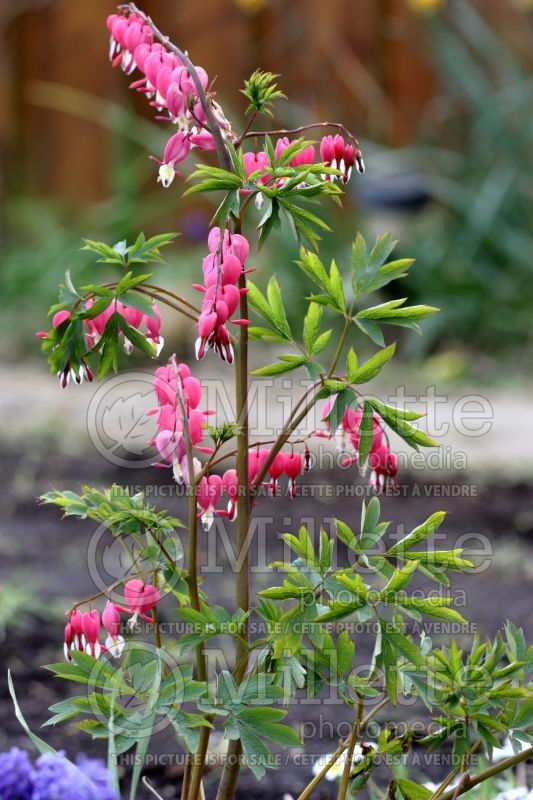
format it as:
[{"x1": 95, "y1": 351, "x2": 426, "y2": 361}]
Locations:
[
  {"x1": 194, "y1": 227, "x2": 250, "y2": 364},
  {"x1": 150, "y1": 358, "x2": 213, "y2": 482},
  {"x1": 63, "y1": 579, "x2": 160, "y2": 662},
  {"x1": 320, "y1": 134, "x2": 364, "y2": 182},
  {"x1": 36, "y1": 311, "x2": 93, "y2": 387},
  {"x1": 195, "y1": 447, "x2": 308, "y2": 530},
  {"x1": 320, "y1": 400, "x2": 398, "y2": 491},
  {"x1": 36, "y1": 301, "x2": 163, "y2": 387},
  {"x1": 0, "y1": 748, "x2": 118, "y2": 800},
  {"x1": 84, "y1": 299, "x2": 163, "y2": 355},
  {"x1": 242, "y1": 134, "x2": 363, "y2": 206},
  {"x1": 106, "y1": 11, "x2": 230, "y2": 187},
  {"x1": 249, "y1": 448, "x2": 306, "y2": 498}
]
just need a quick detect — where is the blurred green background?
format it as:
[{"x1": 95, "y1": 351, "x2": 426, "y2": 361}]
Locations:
[{"x1": 1, "y1": 0, "x2": 532, "y2": 374}]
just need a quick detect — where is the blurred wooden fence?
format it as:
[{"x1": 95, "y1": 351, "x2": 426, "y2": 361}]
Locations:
[{"x1": 0, "y1": 0, "x2": 529, "y2": 206}]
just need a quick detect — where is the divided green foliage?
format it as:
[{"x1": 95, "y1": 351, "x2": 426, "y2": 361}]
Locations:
[{"x1": 240, "y1": 69, "x2": 286, "y2": 117}]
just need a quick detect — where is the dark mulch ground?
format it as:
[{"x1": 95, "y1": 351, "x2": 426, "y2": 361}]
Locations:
[{"x1": 0, "y1": 447, "x2": 531, "y2": 798}]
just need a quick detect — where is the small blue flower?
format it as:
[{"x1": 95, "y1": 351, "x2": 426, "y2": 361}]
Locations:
[
  {"x1": 75, "y1": 755, "x2": 118, "y2": 800},
  {"x1": 0, "y1": 747, "x2": 34, "y2": 800},
  {"x1": 31, "y1": 751, "x2": 118, "y2": 800}
]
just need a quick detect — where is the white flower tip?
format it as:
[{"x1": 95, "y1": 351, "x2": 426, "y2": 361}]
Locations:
[
  {"x1": 158, "y1": 162, "x2": 176, "y2": 188},
  {"x1": 105, "y1": 635, "x2": 125, "y2": 658}
]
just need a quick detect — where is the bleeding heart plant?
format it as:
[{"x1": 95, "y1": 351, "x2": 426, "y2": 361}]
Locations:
[{"x1": 14, "y1": 5, "x2": 532, "y2": 800}]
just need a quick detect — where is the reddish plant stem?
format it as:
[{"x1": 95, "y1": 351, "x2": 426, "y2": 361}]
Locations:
[
  {"x1": 240, "y1": 120, "x2": 362, "y2": 151},
  {"x1": 174, "y1": 377, "x2": 209, "y2": 800},
  {"x1": 215, "y1": 219, "x2": 251, "y2": 800}
]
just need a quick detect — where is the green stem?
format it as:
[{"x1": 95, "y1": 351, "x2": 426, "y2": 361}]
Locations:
[
  {"x1": 216, "y1": 221, "x2": 251, "y2": 800},
  {"x1": 253, "y1": 310, "x2": 352, "y2": 493},
  {"x1": 437, "y1": 746, "x2": 533, "y2": 800},
  {"x1": 174, "y1": 379, "x2": 209, "y2": 800},
  {"x1": 251, "y1": 386, "x2": 320, "y2": 493},
  {"x1": 132, "y1": 287, "x2": 198, "y2": 323},
  {"x1": 328, "y1": 313, "x2": 352, "y2": 378},
  {"x1": 297, "y1": 696, "x2": 388, "y2": 800},
  {"x1": 338, "y1": 697, "x2": 364, "y2": 800}
]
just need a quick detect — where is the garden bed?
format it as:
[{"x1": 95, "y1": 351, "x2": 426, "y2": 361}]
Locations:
[{"x1": 1, "y1": 448, "x2": 531, "y2": 798}]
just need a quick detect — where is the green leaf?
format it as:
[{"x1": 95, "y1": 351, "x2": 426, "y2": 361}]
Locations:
[
  {"x1": 390, "y1": 597, "x2": 467, "y2": 624},
  {"x1": 117, "y1": 315, "x2": 157, "y2": 359},
  {"x1": 326, "y1": 388, "x2": 357, "y2": 431},
  {"x1": 81, "y1": 239, "x2": 125, "y2": 265},
  {"x1": 312, "y1": 329, "x2": 332, "y2": 354},
  {"x1": 351, "y1": 232, "x2": 416, "y2": 297},
  {"x1": 328, "y1": 259, "x2": 346, "y2": 311},
  {"x1": 247, "y1": 282, "x2": 277, "y2": 328},
  {"x1": 303, "y1": 303, "x2": 323, "y2": 354},
  {"x1": 358, "y1": 402, "x2": 375, "y2": 466},
  {"x1": 267, "y1": 276, "x2": 292, "y2": 338},
  {"x1": 97, "y1": 312, "x2": 121, "y2": 378},
  {"x1": 336, "y1": 630, "x2": 356, "y2": 677},
  {"x1": 395, "y1": 778, "x2": 432, "y2": 800},
  {"x1": 315, "y1": 601, "x2": 364, "y2": 623},
  {"x1": 237, "y1": 707, "x2": 301, "y2": 747},
  {"x1": 296, "y1": 248, "x2": 330, "y2": 291},
  {"x1": 251, "y1": 357, "x2": 307, "y2": 377},
  {"x1": 129, "y1": 649, "x2": 163, "y2": 800},
  {"x1": 386, "y1": 512, "x2": 447, "y2": 556},
  {"x1": 241, "y1": 69, "x2": 286, "y2": 117},
  {"x1": 247, "y1": 326, "x2": 288, "y2": 343},
  {"x1": 349, "y1": 343, "x2": 396, "y2": 384},
  {"x1": 369, "y1": 232, "x2": 396, "y2": 269},
  {"x1": 346, "y1": 348, "x2": 358, "y2": 382},
  {"x1": 386, "y1": 630, "x2": 428, "y2": 669},
  {"x1": 379, "y1": 560, "x2": 420, "y2": 598},
  {"x1": 357, "y1": 300, "x2": 439, "y2": 323},
  {"x1": 257, "y1": 198, "x2": 281, "y2": 249},
  {"x1": 380, "y1": 621, "x2": 399, "y2": 704},
  {"x1": 353, "y1": 317, "x2": 385, "y2": 347},
  {"x1": 9, "y1": 670, "x2": 57, "y2": 754},
  {"x1": 248, "y1": 279, "x2": 293, "y2": 340},
  {"x1": 367, "y1": 399, "x2": 438, "y2": 450},
  {"x1": 335, "y1": 519, "x2": 359, "y2": 551},
  {"x1": 211, "y1": 189, "x2": 241, "y2": 226},
  {"x1": 127, "y1": 232, "x2": 177, "y2": 264}
]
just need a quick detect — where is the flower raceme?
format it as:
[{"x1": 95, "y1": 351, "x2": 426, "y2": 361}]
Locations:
[
  {"x1": 193, "y1": 227, "x2": 250, "y2": 364},
  {"x1": 36, "y1": 301, "x2": 164, "y2": 387},
  {"x1": 106, "y1": 11, "x2": 228, "y2": 187},
  {"x1": 63, "y1": 581, "x2": 160, "y2": 662},
  {"x1": 320, "y1": 133, "x2": 364, "y2": 182},
  {"x1": 320, "y1": 400, "x2": 399, "y2": 491},
  {"x1": 274, "y1": 136, "x2": 315, "y2": 166},
  {"x1": 242, "y1": 135, "x2": 361, "y2": 203},
  {"x1": 36, "y1": 311, "x2": 94, "y2": 387},
  {"x1": 195, "y1": 450, "x2": 306, "y2": 530},
  {"x1": 84, "y1": 299, "x2": 164, "y2": 355},
  {"x1": 149, "y1": 358, "x2": 212, "y2": 482}
]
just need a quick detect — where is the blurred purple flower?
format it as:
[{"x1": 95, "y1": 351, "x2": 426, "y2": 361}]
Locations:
[
  {"x1": 31, "y1": 751, "x2": 118, "y2": 800},
  {"x1": 0, "y1": 748, "x2": 118, "y2": 800},
  {"x1": 0, "y1": 747, "x2": 33, "y2": 800}
]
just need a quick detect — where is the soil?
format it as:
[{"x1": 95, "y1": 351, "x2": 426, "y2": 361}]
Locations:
[{"x1": 0, "y1": 447, "x2": 531, "y2": 799}]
